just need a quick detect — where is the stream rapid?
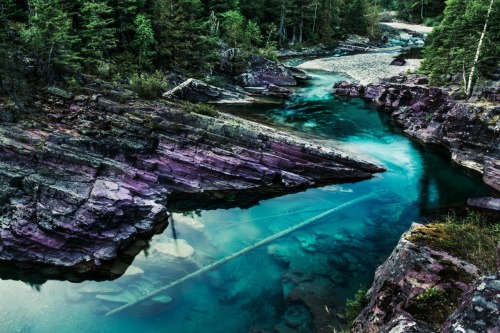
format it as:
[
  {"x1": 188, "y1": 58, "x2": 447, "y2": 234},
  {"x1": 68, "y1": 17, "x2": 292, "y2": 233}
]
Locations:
[{"x1": 0, "y1": 70, "x2": 491, "y2": 333}]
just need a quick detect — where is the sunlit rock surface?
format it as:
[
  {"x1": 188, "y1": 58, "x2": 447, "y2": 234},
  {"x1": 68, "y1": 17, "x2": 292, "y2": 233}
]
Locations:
[{"x1": 0, "y1": 81, "x2": 383, "y2": 270}]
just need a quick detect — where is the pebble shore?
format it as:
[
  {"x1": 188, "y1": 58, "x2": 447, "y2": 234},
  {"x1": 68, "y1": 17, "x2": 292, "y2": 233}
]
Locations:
[{"x1": 298, "y1": 52, "x2": 423, "y2": 85}]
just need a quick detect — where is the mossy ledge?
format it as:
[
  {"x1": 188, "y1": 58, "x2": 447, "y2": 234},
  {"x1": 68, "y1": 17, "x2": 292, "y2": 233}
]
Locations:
[{"x1": 352, "y1": 212, "x2": 500, "y2": 333}]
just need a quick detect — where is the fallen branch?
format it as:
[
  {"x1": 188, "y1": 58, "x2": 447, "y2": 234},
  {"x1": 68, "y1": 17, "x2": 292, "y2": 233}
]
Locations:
[{"x1": 105, "y1": 192, "x2": 377, "y2": 316}]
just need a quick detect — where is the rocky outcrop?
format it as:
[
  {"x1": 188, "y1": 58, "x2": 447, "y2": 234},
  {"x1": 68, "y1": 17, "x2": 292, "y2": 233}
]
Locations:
[
  {"x1": 352, "y1": 223, "x2": 486, "y2": 333},
  {"x1": 333, "y1": 76, "x2": 500, "y2": 192},
  {"x1": 467, "y1": 196, "x2": 500, "y2": 214},
  {"x1": 237, "y1": 55, "x2": 310, "y2": 88},
  {"x1": 442, "y1": 273, "x2": 500, "y2": 333},
  {"x1": 162, "y1": 78, "x2": 254, "y2": 103},
  {"x1": 0, "y1": 81, "x2": 383, "y2": 271}
]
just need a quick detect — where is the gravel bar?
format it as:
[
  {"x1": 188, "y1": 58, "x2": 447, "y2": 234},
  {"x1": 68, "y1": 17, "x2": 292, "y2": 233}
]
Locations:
[{"x1": 297, "y1": 52, "x2": 423, "y2": 85}]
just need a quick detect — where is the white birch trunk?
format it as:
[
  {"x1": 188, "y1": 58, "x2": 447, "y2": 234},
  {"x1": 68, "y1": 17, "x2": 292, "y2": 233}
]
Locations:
[{"x1": 466, "y1": 0, "x2": 494, "y2": 97}]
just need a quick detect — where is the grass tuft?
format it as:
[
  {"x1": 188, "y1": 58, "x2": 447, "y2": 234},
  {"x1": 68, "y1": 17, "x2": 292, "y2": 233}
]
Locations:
[{"x1": 407, "y1": 211, "x2": 500, "y2": 274}]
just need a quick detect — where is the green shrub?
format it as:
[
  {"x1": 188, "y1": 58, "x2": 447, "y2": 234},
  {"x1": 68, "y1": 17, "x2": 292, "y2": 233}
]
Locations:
[
  {"x1": 423, "y1": 17, "x2": 442, "y2": 27},
  {"x1": 129, "y1": 71, "x2": 168, "y2": 99},
  {"x1": 345, "y1": 285, "x2": 369, "y2": 323},
  {"x1": 184, "y1": 103, "x2": 218, "y2": 117},
  {"x1": 415, "y1": 287, "x2": 446, "y2": 311},
  {"x1": 202, "y1": 76, "x2": 228, "y2": 88}
]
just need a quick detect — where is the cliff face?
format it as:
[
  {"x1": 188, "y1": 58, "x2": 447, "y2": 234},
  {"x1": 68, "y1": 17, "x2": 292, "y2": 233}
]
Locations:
[
  {"x1": 333, "y1": 77, "x2": 500, "y2": 192},
  {"x1": 0, "y1": 81, "x2": 383, "y2": 271},
  {"x1": 352, "y1": 223, "x2": 500, "y2": 333}
]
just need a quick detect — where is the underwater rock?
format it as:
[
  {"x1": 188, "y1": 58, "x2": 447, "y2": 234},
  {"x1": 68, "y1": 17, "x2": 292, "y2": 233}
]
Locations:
[
  {"x1": 293, "y1": 231, "x2": 317, "y2": 252},
  {"x1": 281, "y1": 303, "x2": 312, "y2": 330},
  {"x1": 267, "y1": 244, "x2": 291, "y2": 266},
  {"x1": 155, "y1": 239, "x2": 195, "y2": 259},
  {"x1": 123, "y1": 265, "x2": 145, "y2": 276},
  {"x1": 96, "y1": 290, "x2": 137, "y2": 303},
  {"x1": 286, "y1": 277, "x2": 336, "y2": 332},
  {"x1": 151, "y1": 294, "x2": 173, "y2": 304},
  {"x1": 79, "y1": 281, "x2": 122, "y2": 294}
]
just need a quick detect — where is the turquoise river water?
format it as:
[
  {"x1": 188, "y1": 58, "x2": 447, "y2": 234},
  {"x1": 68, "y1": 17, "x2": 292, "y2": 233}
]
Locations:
[{"x1": 0, "y1": 70, "x2": 492, "y2": 333}]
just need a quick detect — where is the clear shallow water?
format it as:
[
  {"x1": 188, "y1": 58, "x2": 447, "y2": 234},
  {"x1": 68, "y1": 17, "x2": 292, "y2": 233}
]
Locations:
[{"x1": 0, "y1": 71, "x2": 491, "y2": 333}]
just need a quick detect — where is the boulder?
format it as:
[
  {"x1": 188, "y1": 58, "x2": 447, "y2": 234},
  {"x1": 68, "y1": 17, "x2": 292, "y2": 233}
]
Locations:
[
  {"x1": 467, "y1": 197, "x2": 500, "y2": 213},
  {"x1": 236, "y1": 73, "x2": 262, "y2": 87},
  {"x1": 389, "y1": 57, "x2": 406, "y2": 66},
  {"x1": 163, "y1": 78, "x2": 251, "y2": 103},
  {"x1": 246, "y1": 54, "x2": 298, "y2": 86},
  {"x1": 47, "y1": 86, "x2": 74, "y2": 99}
]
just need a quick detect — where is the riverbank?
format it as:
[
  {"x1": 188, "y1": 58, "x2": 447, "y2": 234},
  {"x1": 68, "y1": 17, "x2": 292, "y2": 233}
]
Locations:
[{"x1": 298, "y1": 52, "x2": 422, "y2": 85}]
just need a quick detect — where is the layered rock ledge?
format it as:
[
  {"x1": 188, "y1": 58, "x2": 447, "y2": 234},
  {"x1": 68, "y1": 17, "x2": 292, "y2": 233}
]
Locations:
[
  {"x1": 0, "y1": 82, "x2": 383, "y2": 271},
  {"x1": 333, "y1": 76, "x2": 500, "y2": 192},
  {"x1": 353, "y1": 223, "x2": 500, "y2": 333}
]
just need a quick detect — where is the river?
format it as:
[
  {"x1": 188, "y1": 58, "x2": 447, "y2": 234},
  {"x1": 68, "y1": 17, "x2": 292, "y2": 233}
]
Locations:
[{"x1": 0, "y1": 70, "x2": 491, "y2": 333}]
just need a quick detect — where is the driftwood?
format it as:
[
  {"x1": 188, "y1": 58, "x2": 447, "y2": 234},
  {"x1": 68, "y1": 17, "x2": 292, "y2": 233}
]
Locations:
[{"x1": 105, "y1": 192, "x2": 376, "y2": 316}]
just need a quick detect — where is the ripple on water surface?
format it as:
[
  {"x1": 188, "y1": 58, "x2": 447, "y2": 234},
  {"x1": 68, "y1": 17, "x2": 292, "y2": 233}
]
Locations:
[{"x1": 0, "y1": 71, "x2": 491, "y2": 333}]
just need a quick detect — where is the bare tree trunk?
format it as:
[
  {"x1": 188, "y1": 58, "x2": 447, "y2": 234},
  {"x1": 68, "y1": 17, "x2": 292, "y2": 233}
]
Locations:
[
  {"x1": 279, "y1": 1, "x2": 287, "y2": 47},
  {"x1": 465, "y1": 0, "x2": 494, "y2": 98},
  {"x1": 312, "y1": 2, "x2": 318, "y2": 33},
  {"x1": 299, "y1": 18, "x2": 303, "y2": 44}
]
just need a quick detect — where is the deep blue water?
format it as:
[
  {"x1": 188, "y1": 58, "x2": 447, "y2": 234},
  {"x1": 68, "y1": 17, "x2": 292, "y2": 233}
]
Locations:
[{"x1": 0, "y1": 71, "x2": 491, "y2": 333}]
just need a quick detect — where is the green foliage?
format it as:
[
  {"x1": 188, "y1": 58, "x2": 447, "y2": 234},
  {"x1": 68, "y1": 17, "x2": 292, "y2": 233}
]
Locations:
[
  {"x1": 22, "y1": 0, "x2": 81, "y2": 79},
  {"x1": 202, "y1": 75, "x2": 228, "y2": 87},
  {"x1": 80, "y1": 0, "x2": 118, "y2": 64},
  {"x1": 422, "y1": 16, "x2": 442, "y2": 26},
  {"x1": 153, "y1": 0, "x2": 218, "y2": 74},
  {"x1": 131, "y1": 14, "x2": 155, "y2": 67},
  {"x1": 184, "y1": 102, "x2": 219, "y2": 117},
  {"x1": 129, "y1": 70, "x2": 168, "y2": 99},
  {"x1": 408, "y1": 211, "x2": 500, "y2": 274},
  {"x1": 345, "y1": 285, "x2": 368, "y2": 323},
  {"x1": 420, "y1": 0, "x2": 500, "y2": 92},
  {"x1": 220, "y1": 10, "x2": 264, "y2": 49},
  {"x1": 415, "y1": 287, "x2": 446, "y2": 311},
  {"x1": 395, "y1": 0, "x2": 446, "y2": 23}
]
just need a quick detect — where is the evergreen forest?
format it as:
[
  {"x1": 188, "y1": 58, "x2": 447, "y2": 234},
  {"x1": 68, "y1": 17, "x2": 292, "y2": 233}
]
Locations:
[{"x1": 0, "y1": 0, "x2": 498, "y2": 96}]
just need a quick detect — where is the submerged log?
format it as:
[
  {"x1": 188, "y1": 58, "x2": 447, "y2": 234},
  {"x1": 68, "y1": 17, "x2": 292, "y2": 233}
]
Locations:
[{"x1": 105, "y1": 192, "x2": 377, "y2": 316}]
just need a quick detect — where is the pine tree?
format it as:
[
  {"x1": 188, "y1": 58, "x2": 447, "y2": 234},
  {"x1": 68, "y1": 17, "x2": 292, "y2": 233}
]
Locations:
[
  {"x1": 80, "y1": 0, "x2": 118, "y2": 63},
  {"x1": 153, "y1": 0, "x2": 217, "y2": 74},
  {"x1": 131, "y1": 13, "x2": 155, "y2": 67},
  {"x1": 344, "y1": 0, "x2": 369, "y2": 35},
  {"x1": 23, "y1": 0, "x2": 81, "y2": 80}
]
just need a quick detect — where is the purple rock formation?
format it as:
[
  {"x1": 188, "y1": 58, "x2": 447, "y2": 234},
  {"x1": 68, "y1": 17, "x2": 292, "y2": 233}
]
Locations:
[
  {"x1": 467, "y1": 197, "x2": 500, "y2": 213},
  {"x1": 352, "y1": 223, "x2": 480, "y2": 333},
  {"x1": 0, "y1": 82, "x2": 383, "y2": 270},
  {"x1": 442, "y1": 273, "x2": 500, "y2": 333},
  {"x1": 332, "y1": 75, "x2": 500, "y2": 192}
]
